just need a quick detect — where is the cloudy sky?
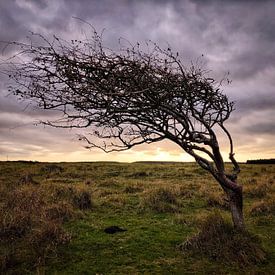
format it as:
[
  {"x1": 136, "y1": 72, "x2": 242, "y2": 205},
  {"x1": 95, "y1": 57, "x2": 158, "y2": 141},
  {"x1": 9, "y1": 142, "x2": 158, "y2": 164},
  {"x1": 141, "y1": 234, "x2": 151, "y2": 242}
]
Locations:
[{"x1": 0, "y1": 0, "x2": 274, "y2": 162}]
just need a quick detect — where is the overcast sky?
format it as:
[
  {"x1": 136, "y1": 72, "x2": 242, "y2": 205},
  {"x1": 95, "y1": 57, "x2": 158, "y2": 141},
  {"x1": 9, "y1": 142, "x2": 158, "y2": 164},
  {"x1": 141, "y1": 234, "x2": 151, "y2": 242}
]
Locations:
[{"x1": 0, "y1": 0, "x2": 274, "y2": 162}]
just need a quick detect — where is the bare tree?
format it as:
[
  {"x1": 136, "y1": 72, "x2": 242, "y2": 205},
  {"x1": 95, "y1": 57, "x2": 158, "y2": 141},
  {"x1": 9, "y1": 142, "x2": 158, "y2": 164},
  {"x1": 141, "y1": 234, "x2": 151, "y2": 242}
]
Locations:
[{"x1": 3, "y1": 31, "x2": 244, "y2": 230}]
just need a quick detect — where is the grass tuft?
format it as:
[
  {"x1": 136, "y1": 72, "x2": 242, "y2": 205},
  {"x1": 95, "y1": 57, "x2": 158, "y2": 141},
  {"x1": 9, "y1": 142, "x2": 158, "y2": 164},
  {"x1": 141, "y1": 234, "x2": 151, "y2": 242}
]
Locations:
[
  {"x1": 73, "y1": 190, "x2": 93, "y2": 210},
  {"x1": 44, "y1": 202, "x2": 75, "y2": 222},
  {"x1": 250, "y1": 199, "x2": 275, "y2": 216},
  {"x1": 180, "y1": 213, "x2": 266, "y2": 266},
  {"x1": 206, "y1": 192, "x2": 229, "y2": 210},
  {"x1": 139, "y1": 187, "x2": 179, "y2": 213},
  {"x1": 124, "y1": 186, "x2": 143, "y2": 193},
  {"x1": 244, "y1": 182, "x2": 270, "y2": 198},
  {"x1": 0, "y1": 179, "x2": 90, "y2": 272},
  {"x1": 128, "y1": 171, "x2": 150, "y2": 178},
  {"x1": 41, "y1": 164, "x2": 64, "y2": 174},
  {"x1": 18, "y1": 173, "x2": 38, "y2": 185},
  {"x1": 28, "y1": 221, "x2": 72, "y2": 255}
]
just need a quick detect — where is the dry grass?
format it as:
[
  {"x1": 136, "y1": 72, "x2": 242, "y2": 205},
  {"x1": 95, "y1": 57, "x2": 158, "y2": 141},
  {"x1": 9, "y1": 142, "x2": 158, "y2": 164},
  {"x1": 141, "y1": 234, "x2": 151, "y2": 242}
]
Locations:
[
  {"x1": 180, "y1": 213, "x2": 266, "y2": 266},
  {"x1": 0, "y1": 161, "x2": 274, "y2": 273},
  {"x1": 124, "y1": 185, "x2": 143, "y2": 194},
  {"x1": 100, "y1": 193, "x2": 128, "y2": 208},
  {"x1": 139, "y1": 187, "x2": 179, "y2": 213},
  {"x1": 244, "y1": 182, "x2": 271, "y2": 198},
  {"x1": 18, "y1": 173, "x2": 39, "y2": 185},
  {"x1": 206, "y1": 192, "x2": 229, "y2": 210},
  {"x1": 173, "y1": 213, "x2": 196, "y2": 226},
  {"x1": 250, "y1": 199, "x2": 275, "y2": 216},
  {"x1": 72, "y1": 189, "x2": 93, "y2": 210},
  {"x1": 0, "y1": 174, "x2": 92, "y2": 272},
  {"x1": 40, "y1": 164, "x2": 64, "y2": 174},
  {"x1": 175, "y1": 184, "x2": 195, "y2": 199}
]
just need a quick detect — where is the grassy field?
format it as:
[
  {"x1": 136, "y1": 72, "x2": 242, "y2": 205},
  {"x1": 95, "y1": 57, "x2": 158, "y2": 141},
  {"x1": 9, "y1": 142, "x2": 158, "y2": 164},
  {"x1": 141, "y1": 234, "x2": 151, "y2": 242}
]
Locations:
[{"x1": 0, "y1": 161, "x2": 274, "y2": 274}]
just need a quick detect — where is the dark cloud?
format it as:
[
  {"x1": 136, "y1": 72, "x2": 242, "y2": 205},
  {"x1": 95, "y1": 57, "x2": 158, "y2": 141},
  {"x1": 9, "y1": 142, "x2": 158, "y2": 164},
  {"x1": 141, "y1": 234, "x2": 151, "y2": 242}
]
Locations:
[
  {"x1": 246, "y1": 122, "x2": 275, "y2": 135},
  {"x1": 0, "y1": 0, "x2": 274, "y2": 161},
  {"x1": 236, "y1": 95, "x2": 275, "y2": 113},
  {"x1": 186, "y1": 0, "x2": 275, "y2": 79}
]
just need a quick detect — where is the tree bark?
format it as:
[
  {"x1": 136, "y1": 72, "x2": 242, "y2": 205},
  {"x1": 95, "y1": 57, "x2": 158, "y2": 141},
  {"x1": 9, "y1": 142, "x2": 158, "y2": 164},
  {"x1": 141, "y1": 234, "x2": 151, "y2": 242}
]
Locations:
[{"x1": 227, "y1": 187, "x2": 245, "y2": 230}]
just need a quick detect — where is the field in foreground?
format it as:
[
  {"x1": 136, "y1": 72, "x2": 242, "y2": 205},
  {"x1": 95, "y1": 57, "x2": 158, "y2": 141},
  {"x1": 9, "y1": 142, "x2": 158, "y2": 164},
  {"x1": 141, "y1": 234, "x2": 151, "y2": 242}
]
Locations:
[{"x1": 0, "y1": 161, "x2": 275, "y2": 274}]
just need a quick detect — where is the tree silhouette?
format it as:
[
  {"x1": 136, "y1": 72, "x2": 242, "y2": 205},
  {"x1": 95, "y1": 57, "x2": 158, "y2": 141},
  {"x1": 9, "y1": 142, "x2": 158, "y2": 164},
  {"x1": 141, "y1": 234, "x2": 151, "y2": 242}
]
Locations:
[{"x1": 4, "y1": 31, "x2": 244, "y2": 229}]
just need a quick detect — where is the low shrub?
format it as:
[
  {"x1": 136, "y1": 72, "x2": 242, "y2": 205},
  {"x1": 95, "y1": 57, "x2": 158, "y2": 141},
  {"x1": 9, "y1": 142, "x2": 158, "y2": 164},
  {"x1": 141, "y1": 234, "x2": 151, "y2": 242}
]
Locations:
[{"x1": 180, "y1": 213, "x2": 266, "y2": 266}]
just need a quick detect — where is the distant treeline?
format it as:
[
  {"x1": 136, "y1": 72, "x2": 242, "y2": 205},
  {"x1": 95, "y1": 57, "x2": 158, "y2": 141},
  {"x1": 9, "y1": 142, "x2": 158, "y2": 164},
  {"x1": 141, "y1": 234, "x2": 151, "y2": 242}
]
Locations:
[{"x1": 247, "y1": 159, "x2": 275, "y2": 164}]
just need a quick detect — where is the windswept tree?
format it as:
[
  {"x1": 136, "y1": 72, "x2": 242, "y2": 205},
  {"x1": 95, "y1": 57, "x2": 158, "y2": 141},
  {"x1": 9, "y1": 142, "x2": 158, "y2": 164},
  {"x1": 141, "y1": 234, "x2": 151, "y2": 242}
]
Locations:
[{"x1": 4, "y1": 31, "x2": 244, "y2": 229}]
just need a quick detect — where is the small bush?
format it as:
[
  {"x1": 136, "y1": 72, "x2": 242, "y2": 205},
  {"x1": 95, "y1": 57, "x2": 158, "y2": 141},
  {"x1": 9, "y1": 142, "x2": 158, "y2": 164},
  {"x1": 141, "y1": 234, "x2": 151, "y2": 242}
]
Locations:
[
  {"x1": 180, "y1": 213, "x2": 266, "y2": 266},
  {"x1": 139, "y1": 187, "x2": 179, "y2": 213},
  {"x1": 250, "y1": 199, "x2": 275, "y2": 216}
]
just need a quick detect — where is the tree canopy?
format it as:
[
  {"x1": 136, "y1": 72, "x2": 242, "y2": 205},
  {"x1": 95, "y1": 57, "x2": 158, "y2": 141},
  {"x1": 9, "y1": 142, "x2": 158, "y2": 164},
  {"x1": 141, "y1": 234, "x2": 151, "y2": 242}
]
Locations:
[{"x1": 3, "y1": 31, "x2": 244, "y2": 229}]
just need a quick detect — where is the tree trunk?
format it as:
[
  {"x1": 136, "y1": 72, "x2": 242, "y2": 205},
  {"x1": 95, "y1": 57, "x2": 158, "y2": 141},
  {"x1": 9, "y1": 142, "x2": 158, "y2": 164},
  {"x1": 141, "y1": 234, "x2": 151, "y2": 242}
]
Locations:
[{"x1": 228, "y1": 187, "x2": 245, "y2": 230}]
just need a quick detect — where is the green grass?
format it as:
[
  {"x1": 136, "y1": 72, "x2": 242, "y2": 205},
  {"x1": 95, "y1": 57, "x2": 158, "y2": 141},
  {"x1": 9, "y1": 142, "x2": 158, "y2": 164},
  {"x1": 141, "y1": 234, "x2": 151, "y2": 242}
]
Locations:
[{"x1": 0, "y1": 161, "x2": 275, "y2": 274}]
